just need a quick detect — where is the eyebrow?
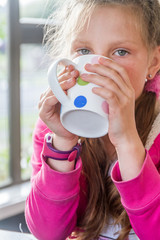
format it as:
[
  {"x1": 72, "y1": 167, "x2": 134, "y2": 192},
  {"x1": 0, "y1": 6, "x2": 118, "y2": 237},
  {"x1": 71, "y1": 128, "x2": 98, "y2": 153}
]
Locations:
[
  {"x1": 72, "y1": 39, "x2": 139, "y2": 47},
  {"x1": 111, "y1": 40, "x2": 139, "y2": 46},
  {"x1": 71, "y1": 39, "x2": 91, "y2": 46}
]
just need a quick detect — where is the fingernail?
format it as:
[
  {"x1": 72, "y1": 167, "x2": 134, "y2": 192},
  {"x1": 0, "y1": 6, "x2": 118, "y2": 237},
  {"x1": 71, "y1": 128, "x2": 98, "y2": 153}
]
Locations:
[
  {"x1": 85, "y1": 63, "x2": 91, "y2": 68},
  {"x1": 66, "y1": 65, "x2": 74, "y2": 71},
  {"x1": 81, "y1": 73, "x2": 89, "y2": 79},
  {"x1": 99, "y1": 57, "x2": 112, "y2": 63},
  {"x1": 71, "y1": 70, "x2": 78, "y2": 76}
]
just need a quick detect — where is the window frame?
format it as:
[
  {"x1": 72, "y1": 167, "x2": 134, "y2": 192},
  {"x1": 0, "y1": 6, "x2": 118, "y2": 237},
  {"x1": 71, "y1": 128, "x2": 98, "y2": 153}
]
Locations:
[{"x1": 2, "y1": 0, "x2": 45, "y2": 188}]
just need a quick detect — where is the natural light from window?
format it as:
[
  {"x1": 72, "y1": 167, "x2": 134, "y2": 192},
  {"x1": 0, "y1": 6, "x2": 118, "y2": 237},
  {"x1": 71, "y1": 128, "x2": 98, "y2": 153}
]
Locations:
[
  {"x1": 0, "y1": 0, "x2": 9, "y2": 186},
  {"x1": 0, "y1": 0, "x2": 52, "y2": 186}
]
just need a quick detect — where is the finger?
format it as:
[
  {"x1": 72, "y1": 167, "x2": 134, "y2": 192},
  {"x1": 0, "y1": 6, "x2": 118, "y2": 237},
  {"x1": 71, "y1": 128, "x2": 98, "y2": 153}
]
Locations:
[
  {"x1": 58, "y1": 64, "x2": 75, "y2": 77},
  {"x1": 81, "y1": 73, "x2": 128, "y2": 100},
  {"x1": 58, "y1": 69, "x2": 79, "y2": 83},
  {"x1": 40, "y1": 87, "x2": 50, "y2": 100},
  {"x1": 99, "y1": 57, "x2": 132, "y2": 88},
  {"x1": 41, "y1": 72, "x2": 77, "y2": 101},
  {"x1": 39, "y1": 95, "x2": 59, "y2": 121},
  {"x1": 41, "y1": 73, "x2": 76, "y2": 102},
  {"x1": 92, "y1": 87, "x2": 120, "y2": 112},
  {"x1": 39, "y1": 88, "x2": 54, "y2": 106},
  {"x1": 84, "y1": 63, "x2": 131, "y2": 96},
  {"x1": 92, "y1": 85, "x2": 135, "y2": 115},
  {"x1": 39, "y1": 77, "x2": 76, "y2": 109},
  {"x1": 39, "y1": 72, "x2": 77, "y2": 111},
  {"x1": 58, "y1": 64, "x2": 79, "y2": 82},
  {"x1": 38, "y1": 94, "x2": 58, "y2": 112},
  {"x1": 60, "y1": 77, "x2": 76, "y2": 91}
]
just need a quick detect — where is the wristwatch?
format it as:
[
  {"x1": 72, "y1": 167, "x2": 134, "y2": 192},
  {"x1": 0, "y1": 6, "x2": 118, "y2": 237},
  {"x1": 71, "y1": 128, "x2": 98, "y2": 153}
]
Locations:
[{"x1": 42, "y1": 133, "x2": 81, "y2": 162}]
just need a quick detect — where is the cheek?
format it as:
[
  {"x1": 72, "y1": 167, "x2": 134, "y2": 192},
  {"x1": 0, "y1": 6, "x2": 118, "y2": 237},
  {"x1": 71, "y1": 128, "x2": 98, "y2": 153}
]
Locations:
[
  {"x1": 125, "y1": 66, "x2": 146, "y2": 99},
  {"x1": 132, "y1": 79, "x2": 145, "y2": 99}
]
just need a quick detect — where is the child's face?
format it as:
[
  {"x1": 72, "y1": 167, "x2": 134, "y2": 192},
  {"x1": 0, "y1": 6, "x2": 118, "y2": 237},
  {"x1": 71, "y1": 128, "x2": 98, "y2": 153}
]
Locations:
[{"x1": 70, "y1": 6, "x2": 154, "y2": 99}]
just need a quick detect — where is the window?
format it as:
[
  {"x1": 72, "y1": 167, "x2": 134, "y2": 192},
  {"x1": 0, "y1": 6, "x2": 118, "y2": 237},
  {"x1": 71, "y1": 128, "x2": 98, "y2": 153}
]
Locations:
[
  {"x1": 20, "y1": 44, "x2": 49, "y2": 180},
  {"x1": 0, "y1": 0, "x2": 53, "y2": 188},
  {"x1": 0, "y1": 0, "x2": 9, "y2": 186},
  {"x1": 20, "y1": 0, "x2": 54, "y2": 19}
]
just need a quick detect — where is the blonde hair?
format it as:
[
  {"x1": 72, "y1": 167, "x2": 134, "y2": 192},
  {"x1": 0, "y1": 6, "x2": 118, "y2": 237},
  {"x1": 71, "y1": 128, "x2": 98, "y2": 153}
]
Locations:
[
  {"x1": 44, "y1": 0, "x2": 160, "y2": 239},
  {"x1": 44, "y1": 0, "x2": 160, "y2": 58}
]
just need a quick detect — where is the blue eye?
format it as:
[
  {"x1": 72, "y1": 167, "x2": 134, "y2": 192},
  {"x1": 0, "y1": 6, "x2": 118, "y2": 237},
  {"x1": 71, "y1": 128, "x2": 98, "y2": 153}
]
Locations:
[
  {"x1": 77, "y1": 49, "x2": 91, "y2": 55},
  {"x1": 114, "y1": 49, "x2": 129, "y2": 56}
]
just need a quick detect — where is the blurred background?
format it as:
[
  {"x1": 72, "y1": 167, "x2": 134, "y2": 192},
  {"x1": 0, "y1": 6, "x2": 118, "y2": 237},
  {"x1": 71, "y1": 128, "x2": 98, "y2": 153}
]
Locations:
[{"x1": 0, "y1": 0, "x2": 56, "y2": 235}]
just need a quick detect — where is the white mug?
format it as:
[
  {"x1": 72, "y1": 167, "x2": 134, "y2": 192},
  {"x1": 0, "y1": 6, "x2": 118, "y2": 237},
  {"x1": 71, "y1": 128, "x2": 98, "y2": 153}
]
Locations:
[{"x1": 48, "y1": 54, "x2": 109, "y2": 138}]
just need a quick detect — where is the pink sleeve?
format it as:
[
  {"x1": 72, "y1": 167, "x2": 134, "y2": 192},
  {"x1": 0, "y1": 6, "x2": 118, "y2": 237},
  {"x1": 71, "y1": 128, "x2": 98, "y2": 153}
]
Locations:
[
  {"x1": 111, "y1": 135, "x2": 160, "y2": 240},
  {"x1": 25, "y1": 119, "x2": 86, "y2": 240},
  {"x1": 30, "y1": 118, "x2": 52, "y2": 182}
]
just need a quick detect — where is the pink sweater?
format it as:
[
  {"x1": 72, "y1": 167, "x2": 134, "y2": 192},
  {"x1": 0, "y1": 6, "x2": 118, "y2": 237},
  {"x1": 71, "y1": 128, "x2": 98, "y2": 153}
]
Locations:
[{"x1": 25, "y1": 118, "x2": 160, "y2": 240}]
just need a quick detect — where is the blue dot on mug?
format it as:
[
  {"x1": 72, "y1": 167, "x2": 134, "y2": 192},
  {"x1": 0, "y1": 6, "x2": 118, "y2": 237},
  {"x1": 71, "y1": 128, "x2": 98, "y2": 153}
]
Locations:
[{"x1": 74, "y1": 96, "x2": 87, "y2": 108}]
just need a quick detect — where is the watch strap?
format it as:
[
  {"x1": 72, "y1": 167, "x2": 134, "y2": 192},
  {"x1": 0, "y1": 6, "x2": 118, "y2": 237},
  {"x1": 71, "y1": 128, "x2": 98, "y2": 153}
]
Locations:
[{"x1": 42, "y1": 133, "x2": 81, "y2": 162}]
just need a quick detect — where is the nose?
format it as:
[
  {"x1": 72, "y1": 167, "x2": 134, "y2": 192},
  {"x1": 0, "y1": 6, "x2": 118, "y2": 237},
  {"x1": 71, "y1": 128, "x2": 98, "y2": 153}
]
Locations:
[{"x1": 93, "y1": 50, "x2": 109, "y2": 59}]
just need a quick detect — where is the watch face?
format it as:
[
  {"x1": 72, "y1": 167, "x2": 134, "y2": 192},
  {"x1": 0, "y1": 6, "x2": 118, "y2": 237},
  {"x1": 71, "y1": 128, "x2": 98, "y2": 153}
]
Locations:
[{"x1": 46, "y1": 133, "x2": 52, "y2": 144}]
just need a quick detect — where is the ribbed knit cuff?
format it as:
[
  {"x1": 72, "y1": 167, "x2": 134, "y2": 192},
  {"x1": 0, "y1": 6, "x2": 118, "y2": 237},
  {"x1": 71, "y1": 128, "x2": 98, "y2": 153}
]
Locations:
[
  {"x1": 111, "y1": 152, "x2": 160, "y2": 211},
  {"x1": 35, "y1": 156, "x2": 82, "y2": 201}
]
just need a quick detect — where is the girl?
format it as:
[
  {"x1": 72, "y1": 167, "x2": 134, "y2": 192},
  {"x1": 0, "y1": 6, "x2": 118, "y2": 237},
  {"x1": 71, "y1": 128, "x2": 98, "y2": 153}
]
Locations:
[{"x1": 25, "y1": 0, "x2": 160, "y2": 240}]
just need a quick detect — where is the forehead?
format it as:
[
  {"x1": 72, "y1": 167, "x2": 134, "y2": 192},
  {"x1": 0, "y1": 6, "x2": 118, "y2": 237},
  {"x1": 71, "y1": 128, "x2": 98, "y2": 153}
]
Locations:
[{"x1": 71, "y1": 5, "x2": 144, "y2": 45}]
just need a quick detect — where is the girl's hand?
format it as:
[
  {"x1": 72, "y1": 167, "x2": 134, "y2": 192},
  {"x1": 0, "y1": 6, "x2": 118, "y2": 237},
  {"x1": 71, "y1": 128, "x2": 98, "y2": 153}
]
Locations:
[
  {"x1": 39, "y1": 65, "x2": 79, "y2": 143},
  {"x1": 81, "y1": 57, "x2": 145, "y2": 180},
  {"x1": 81, "y1": 57, "x2": 136, "y2": 147}
]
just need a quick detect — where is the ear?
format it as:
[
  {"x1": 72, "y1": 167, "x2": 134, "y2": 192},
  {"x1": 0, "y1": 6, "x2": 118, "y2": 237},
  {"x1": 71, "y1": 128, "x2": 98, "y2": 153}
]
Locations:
[{"x1": 147, "y1": 46, "x2": 160, "y2": 79}]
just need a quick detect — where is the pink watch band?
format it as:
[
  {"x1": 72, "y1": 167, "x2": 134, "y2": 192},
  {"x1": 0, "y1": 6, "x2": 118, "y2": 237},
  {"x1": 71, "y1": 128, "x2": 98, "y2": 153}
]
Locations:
[{"x1": 42, "y1": 133, "x2": 81, "y2": 162}]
